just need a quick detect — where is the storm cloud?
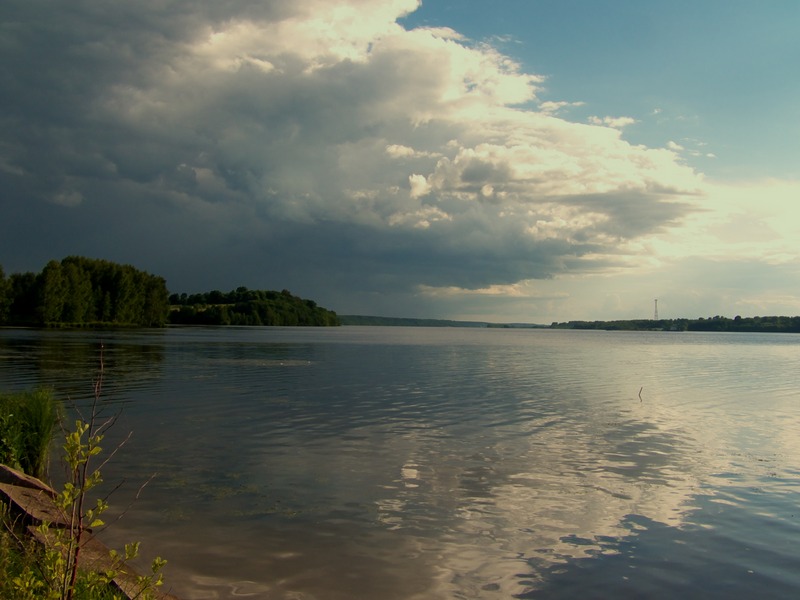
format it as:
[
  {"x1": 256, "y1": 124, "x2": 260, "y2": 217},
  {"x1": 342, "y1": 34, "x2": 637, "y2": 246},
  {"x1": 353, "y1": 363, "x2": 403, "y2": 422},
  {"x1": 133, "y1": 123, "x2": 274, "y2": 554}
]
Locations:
[{"x1": 1, "y1": 0, "x2": 703, "y2": 316}]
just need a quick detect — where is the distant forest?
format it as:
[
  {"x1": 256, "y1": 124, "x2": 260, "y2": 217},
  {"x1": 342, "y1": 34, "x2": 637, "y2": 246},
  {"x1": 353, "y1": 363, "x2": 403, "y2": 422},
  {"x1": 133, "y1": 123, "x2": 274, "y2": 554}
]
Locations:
[
  {"x1": 341, "y1": 315, "x2": 800, "y2": 332},
  {"x1": 0, "y1": 257, "x2": 339, "y2": 328},
  {"x1": 338, "y1": 315, "x2": 489, "y2": 327},
  {"x1": 550, "y1": 316, "x2": 800, "y2": 333},
  {"x1": 169, "y1": 288, "x2": 340, "y2": 326}
]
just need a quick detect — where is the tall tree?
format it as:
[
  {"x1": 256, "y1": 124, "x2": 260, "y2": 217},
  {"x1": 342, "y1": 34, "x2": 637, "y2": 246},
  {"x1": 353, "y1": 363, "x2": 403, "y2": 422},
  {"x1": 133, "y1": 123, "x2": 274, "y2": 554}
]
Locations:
[
  {"x1": 0, "y1": 265, "x2": 10, "y2": 324},
  {"x1": 142, "y1": 275, "x2": 170, "y2": 327},
  {"x1": 8, "y1": 272, "x2": 38, "y2": 324},
  {"x1": 61, "y1": 259, "x2": 93, "y2": 323},
  {"x1": 38, "y1": 260, "x2": 66, "y2": 324}
]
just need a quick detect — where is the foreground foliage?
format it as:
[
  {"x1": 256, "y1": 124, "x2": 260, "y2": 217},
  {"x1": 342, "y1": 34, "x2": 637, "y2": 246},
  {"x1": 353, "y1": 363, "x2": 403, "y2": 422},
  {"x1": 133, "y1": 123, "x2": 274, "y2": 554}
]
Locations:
[
  {"x1": 1, "y1": 358, "x2": 167, "y2": 599},
  {"x1": 0, "y1": 389, "x2": 59, "y2": 480}
]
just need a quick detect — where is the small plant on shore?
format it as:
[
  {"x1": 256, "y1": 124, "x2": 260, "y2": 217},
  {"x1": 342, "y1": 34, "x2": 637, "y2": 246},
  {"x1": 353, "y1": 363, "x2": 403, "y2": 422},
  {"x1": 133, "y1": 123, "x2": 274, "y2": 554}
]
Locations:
[
  {"x1": 0, "y1": 388, "x2": 59, "y2": 479},
  {"x1": 1, "y1": 346, "x2": 167, "y2": 599}
]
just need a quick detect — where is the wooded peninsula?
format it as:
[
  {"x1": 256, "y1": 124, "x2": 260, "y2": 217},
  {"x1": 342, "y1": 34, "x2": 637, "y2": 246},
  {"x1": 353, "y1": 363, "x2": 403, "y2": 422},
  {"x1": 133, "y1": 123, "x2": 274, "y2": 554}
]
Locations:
[
  {"x1": 168, "y1": 289, "x2": 340, "y2": 326},
  {"x1": 0, "y1": 256, "x2": 339, "y2": 328}
]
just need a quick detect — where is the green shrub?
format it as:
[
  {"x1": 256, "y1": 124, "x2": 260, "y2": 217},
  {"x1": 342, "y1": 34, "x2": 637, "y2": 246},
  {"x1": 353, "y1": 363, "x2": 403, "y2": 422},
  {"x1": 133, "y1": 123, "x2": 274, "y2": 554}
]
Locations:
[
  {"x1": 0, "y1": 388, "x2": 59, "y2": 479},
  {"x1": 1, "y1": 375, "x2": 166, "y2": 599}
]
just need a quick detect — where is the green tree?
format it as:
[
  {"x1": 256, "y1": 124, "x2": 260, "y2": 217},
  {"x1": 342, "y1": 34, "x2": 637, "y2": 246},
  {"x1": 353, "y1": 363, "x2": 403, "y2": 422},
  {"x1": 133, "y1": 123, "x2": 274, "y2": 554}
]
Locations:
[
  {"x1": 110, "y1": 265, "x2": 138, "y2": 324},
  {"x1": 0, "y1": 265, "x2": 11, "y2": 324},
  {"x1": 8, "y1": 272, "x2": 38, "y2": 324},
  {"x1": 207, "y1": 289, "x2": 225, "y2": 304},
  {"x1": 141, "y1": 275, "x2": 169, "y2": 327},
  {"x1": 60, "y1": 260, "x2": 93, "y2": 324},
  {"x1": 38, "y1": 260, "x2": 66, "y2": 324}
]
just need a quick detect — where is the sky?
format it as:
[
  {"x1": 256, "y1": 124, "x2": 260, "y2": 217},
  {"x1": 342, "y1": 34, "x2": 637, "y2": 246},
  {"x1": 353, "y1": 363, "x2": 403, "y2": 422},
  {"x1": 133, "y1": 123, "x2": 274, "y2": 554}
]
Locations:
[{"x1": 1, "y1": 0, "x2": 798, "y2": 323}]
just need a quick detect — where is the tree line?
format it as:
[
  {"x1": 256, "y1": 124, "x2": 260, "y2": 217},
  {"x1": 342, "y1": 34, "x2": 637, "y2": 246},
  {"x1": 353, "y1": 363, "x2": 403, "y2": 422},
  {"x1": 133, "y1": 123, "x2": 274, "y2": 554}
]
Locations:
[
  {"x1": 0, "y1": 257, "x2": 170, "y2": 327},
  {"x1": 0, "y1": 258, "x2": 341, "y2": 328},
  {"x1": 550, "y1": 315, "x2": 800, "y2": 333},
  {"x1": 169, "y1": 288, "x2": 340, "y2": 326}
]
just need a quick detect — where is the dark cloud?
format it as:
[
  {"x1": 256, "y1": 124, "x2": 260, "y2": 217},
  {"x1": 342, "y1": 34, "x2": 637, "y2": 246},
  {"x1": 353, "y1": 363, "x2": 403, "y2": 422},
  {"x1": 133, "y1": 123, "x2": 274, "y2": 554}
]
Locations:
[
  {"x1": 0, "y1": 0, "x2": 702, "y2": 317},
  {"x1": 565, "y1": 192, "x2": 695, "y2": 241}
]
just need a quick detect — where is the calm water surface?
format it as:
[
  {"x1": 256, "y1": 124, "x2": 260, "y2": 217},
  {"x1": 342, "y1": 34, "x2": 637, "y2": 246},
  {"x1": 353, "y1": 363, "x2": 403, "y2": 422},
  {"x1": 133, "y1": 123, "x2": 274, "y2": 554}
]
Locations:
[{"x1": 1, "y1": 326, "x2": 799, "y2": 599}]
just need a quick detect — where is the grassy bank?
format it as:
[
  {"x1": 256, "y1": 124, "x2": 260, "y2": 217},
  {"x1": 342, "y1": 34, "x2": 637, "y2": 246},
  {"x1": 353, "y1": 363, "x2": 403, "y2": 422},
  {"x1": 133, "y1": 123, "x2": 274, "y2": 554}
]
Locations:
[{"x1": 0, "y1": 388, "x2": 59, "y2": 480}]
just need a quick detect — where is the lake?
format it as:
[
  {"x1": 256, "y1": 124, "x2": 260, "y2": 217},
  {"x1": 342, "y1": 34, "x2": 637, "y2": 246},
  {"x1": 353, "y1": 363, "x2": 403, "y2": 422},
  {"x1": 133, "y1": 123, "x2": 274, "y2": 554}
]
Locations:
[{"x1": 1, "y1": 326, "x2": 799, "y2": 599}]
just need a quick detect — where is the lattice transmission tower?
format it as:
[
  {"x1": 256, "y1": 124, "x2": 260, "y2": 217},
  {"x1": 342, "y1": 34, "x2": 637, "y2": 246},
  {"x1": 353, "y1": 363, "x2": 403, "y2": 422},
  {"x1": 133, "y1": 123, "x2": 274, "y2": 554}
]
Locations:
[{"x1": 654, "y1": 298, "x2": 658, "y2": 320}]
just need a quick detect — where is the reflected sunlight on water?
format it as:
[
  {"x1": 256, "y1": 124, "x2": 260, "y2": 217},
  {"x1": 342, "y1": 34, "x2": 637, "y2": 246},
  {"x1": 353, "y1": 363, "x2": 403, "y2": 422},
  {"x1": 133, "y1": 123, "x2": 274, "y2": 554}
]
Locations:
[{"x1": 1, "y1": 327, "x2": 799, "y2": 599}]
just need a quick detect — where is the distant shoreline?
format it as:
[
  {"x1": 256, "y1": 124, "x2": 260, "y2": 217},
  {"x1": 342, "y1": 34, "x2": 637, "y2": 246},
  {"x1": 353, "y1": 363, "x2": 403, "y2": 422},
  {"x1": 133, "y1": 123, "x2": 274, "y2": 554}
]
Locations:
[
  {"x1": 339, "y1": 315, "x2": 800, "y2": 333},
  {"x1": 338, "y1": 315, "x2": 546, "y2": 328}
]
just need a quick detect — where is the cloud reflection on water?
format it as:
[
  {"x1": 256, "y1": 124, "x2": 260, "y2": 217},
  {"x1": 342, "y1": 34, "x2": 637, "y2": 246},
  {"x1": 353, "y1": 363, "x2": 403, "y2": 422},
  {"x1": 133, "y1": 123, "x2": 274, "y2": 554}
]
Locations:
[{"x1": 2, "y1": 328, "x2": 800, "y2": 599}]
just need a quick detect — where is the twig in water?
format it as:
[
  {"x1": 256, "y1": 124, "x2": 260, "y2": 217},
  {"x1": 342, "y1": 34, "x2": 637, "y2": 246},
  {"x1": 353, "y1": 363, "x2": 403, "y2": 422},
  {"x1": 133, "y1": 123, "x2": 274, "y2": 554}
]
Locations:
[{"x1": 638, "y1": 386, "x2": 643, "y2": 402}]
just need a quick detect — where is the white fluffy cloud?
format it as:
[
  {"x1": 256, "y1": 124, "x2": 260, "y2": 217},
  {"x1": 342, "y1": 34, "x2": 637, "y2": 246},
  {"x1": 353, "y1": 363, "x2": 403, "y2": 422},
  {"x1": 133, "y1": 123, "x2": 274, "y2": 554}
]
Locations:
[{"x1": 588, "y1": 115, "x2": 637, "y2": 128}]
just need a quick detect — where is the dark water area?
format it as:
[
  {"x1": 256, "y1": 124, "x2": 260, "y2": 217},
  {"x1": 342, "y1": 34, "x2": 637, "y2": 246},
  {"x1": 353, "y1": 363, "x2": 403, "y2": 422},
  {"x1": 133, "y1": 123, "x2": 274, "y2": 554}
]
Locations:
[{"x1": 1, "y1": 326, "x2": 799, "y2": 599}]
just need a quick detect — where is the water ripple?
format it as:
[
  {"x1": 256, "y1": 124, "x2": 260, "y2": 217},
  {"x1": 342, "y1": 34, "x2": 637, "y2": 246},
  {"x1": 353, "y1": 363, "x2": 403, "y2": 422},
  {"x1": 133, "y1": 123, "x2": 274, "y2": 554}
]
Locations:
[{"x1": 2, "y1": 328, "x2": 800, "y2": 599}]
